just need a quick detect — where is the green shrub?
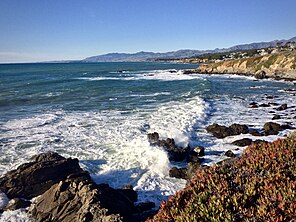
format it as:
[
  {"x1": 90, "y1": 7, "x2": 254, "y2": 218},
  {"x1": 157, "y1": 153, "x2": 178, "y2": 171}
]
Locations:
[{"x1": 148, "y1": 138, "x2": 296, "y2": 221}]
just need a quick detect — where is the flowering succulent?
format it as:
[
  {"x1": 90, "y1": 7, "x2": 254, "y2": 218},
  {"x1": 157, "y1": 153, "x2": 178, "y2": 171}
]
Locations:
[{"x1": 148, "y1": 138, "x2": 296, "y2": 221}]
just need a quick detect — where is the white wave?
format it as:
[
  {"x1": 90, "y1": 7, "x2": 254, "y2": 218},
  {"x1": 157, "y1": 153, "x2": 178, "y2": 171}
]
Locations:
[
  {"x1": 0, "y1": 95, "x2": 208, "y2": 210},
  {"x1": 77, "y1": 70, "x2": 204, "y2": 82}
]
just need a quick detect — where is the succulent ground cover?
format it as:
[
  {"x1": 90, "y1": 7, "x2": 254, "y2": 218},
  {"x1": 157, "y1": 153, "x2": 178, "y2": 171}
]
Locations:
[{"x1": 148, "y1": 138, "x2": 296, "y2": 221}]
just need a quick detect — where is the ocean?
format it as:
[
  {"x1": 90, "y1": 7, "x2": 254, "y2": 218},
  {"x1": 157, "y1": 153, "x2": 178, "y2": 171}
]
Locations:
[{"x1": 0, "y1": 62, "x2": 295, "y2": 221}]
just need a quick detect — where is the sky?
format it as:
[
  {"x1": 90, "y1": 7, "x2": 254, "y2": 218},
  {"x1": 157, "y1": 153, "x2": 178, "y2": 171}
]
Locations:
[{"x1": 0, "y1": 0, "x2": 296, "y2": 63}]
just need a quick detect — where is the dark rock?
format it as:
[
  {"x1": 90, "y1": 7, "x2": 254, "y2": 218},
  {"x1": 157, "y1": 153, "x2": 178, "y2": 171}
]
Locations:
[
  {"x1": 225, "y1": 150, "x2": 236, "y2": 158},
  {"x1": 263, "y1": 122, "x2": 283, "y2": 135},
  {"x1": 249, "y1": 129, "x2": 264, "y2": 136},
  {"x1": 169, "y1": 167, "x2": 187, "y2": 180},
  {"x1": 281, "y1": 124, "x2": 294, "y2": 130},
  {"x1": 193, "y1": 146, "x2": 205, "y2": 156},
  {"x1": 147, "y1": 132, "x2": 160, "y2": 145},
  {"x1": 266, "y1": 95, "x2": 274, "y2": 99},
  {"x1": 229, "y1": 124, "x2": 249, "y2": 135},
  {"x1": 117, "y1": 185, "x2": 138, "y2": 203},
  {"x1": 169, "y1": 70, "x2": 177, "y2": 73},
  {"x1": 0, "y1": 152, "x2": 90, "y2": 199},
  {"x1": 269, "y1": 102, "x2": 279, "y2": 106},
  {"x1": 206, "y1": 124, "x2": 233, "y2": 138},
  {"x1": 255, "y1": 71, "x2": 266, "y2": 79},
  {"x1": 259, "y1": 103, "x2": 270, "y2": 107},
  {"x1": 136, "y1": 202, "x2": 155, "y2": 212},
  {"x1": 159, "y1": 138, "x2": 188, "y2": 162},
  {"x1": 29, "y1": 178, "x2": 135, "y2": 222},
  {"x1": 183, "y1": 70, "x2": 195, "y2": 74},
  {"x1": 276, "y1": 104, "x2": 288, "y2": 111},
  {"x1": 250, "y1": 105, "x2": 259, "y2": 108},
  {"x1": 4, "y1": 198, "x2": 31, "y2": 211},
  {"x1": 272, "y1": 115, "x2": 281, "y2": 120},
  {"x1": 249, "y1": 102, "x2": 258, "y2": 106},
  {"x1": 206, "y1": 123, "x2": 249, "y2": 138},
  {"x1": 232, "y1": 138, "x2": 253, "y2": 147}
]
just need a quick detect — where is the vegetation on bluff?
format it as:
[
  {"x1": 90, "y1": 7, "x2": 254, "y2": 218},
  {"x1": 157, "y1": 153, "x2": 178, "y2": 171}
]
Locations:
[{"x1": 148, "y1": 138, "x2": 296, "y2": 221}]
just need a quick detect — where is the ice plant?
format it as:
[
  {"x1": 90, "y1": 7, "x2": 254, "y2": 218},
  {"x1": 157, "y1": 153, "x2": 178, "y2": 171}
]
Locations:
[{"x1": 148, "y1": 138, "x2": 296, "y2": 221}]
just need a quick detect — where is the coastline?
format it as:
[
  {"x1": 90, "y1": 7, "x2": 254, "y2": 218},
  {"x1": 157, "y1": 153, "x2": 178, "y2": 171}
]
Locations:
[
  {"x1": 0, "y1": 65, "x2": 296, "y2": 221},
  {"x1": 190, "y1": 51, "x2": 296, "y2": 81}
]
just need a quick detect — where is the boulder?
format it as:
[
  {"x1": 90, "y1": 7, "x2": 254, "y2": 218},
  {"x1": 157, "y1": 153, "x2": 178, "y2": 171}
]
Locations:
[
  {"x1": 249, "y1": 129, "x2": 264, "y2": 136},
  {"x1": 159, "y1": 138, "x2": 188, "y2": 162},
  {"x1": 206, "y1": 124, "x2": 233, "y2": 138},
  {"x1": 206, "y1": 123, "x2": 249, "y2": 138},
  {"x1": 276, "y1": 104, "x2": 288, "y2": 111},
  {"x1": 147, "y1": 133, "x2": 188, "y2": 162},
  {"x1": 263, "y1": 122, "x2": 283, "y2": 135},
  {"x1": 272, "y1": 115, "x2": 281, "y2": 120},
  {"x1": 135, "y1": 202, "x2": 155, "y2": 212},
  {"x1": 225, "y1": 150, "x2": 236, "y2": 158},
  {"x1": 169, "y1": 167, "x2": 187, "y2": 180},
  {"x1": 117, "y1": 185, "x2": 138, "y2": 203},
  {"x1": 193, "y1": 146, "x2": 205, "y2": 156},
  {"x1": 249, "y1": 102, "x2": 258, "y2": 106},
  {"x1": 259, "y1": 103, "x2": 270, "y2": 107},
  {"x1": 0, "y1": 152, "x2": 90, "y2": 199},
  {"x1": 232, "y1": 138, "x2": 253, "y2": 147},
  {"x1": 29, "y1": 178, "x2": 136, "y2": 222},
  {"x1": 229, "y1": 124, "x2": 249, "y2": 135},
  {"x1": 255, "y1": 71, "x2": 267, "y2": 79},
  {"x1": 147, "y1": 132, "x2": 160, "y2": 145}
]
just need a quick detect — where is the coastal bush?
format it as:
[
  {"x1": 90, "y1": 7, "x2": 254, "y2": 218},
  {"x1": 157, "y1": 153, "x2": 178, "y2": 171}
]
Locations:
[{"x1": 148, "y1": 138, "x2": 296, "y2": 221}]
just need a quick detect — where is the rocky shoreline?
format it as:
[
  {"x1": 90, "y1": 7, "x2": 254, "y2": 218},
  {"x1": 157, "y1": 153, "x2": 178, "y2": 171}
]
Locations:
[
  {"x1": 0, "y1": 152, "x2": 156, "y2": 222},
  {"x1": 189, "y1": 51, "x2": 296, "y2": 81}
]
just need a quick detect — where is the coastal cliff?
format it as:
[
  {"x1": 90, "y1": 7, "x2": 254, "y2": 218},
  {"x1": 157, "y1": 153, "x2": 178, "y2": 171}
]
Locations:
[{"x1": 196, "y1": 51, "x2": 296, "y2": 80}]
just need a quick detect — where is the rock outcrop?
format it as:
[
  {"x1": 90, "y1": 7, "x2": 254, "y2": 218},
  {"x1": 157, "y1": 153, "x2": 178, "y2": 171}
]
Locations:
[
  {"x1": 206, "y1": 123, "x2": 249, "y2": 138},
  {"x1": 0, "y1": 152, "x2": 89, "y2": 199},
  {"x1": 147, "y1": 132, "x2": 188, "y2": 162},
  {"x1": 195, "y1": 51, "x2": 296, "y2": 80},
  {"x1": 0, "y1": 152, "x2": 154, "y2": 222}
]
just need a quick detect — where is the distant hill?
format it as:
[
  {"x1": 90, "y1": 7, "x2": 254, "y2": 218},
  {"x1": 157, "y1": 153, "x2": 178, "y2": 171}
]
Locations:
[{"x1": 81, "y1": 36, "x2": 296, "y2": 62}]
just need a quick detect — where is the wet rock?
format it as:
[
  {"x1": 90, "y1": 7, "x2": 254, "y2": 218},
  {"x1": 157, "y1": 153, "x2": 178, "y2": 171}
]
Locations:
[
  {"x1": 229, "y1": 124, "x2": 249, "y2": 135},
  {"x1": 255, "y1": 71, "x2": 266, "y2": 79},
  {"x1": 0, "y1": 152, "x2": 90, "y2": 199},
  {"x1": 147, "y1": 132, "x2": 160, "y2": 145},
  {"x1": 232, "y1": 138, "x2": 253, "y2": 147},
  {"x1": 276, "y1": 104, "x2": 288, "y2": 111},
  {"x1": 266, "y1": 95, "x2": 274, "y2": 99},
  {"x1": 263, "y1": 122, "x2": 283, "y2": 135},
  {"x1": 4, "y1": 198, "x2": 31, "y2": 211},
  {"x1": 206, "y1": 123, "x2": 249, "y2": 138},
  {"x1": 259, "y1": 103, "x2": 270, "y2": 107},
  {"x1": 206, "y1": 124, "x2": 233, "y2": 138},
  {"x1": 249, "y1": 102, "x2": 258, "y2": 106},
  {"x1": 159, "y1": 138, "x2": 188, "y2": 162},
  {"x1": 193, "y1": 146, "x2": 205, "y2": 156},
  {"x1": 272, "y1": 115, "x2": 281, "y2": 120},
  {"x1": 169, "y1": 167, "x2": 187, "y2": 180},
  {"x1": 29, "y1": 178, "x2": 136, "y2": 222},
  {"x1": 117, "y1": 185, "x2": 138, "y2": 203},
  {"x1": 136, "y1": 202, "x2": 155, "y2": 212},
  {"x1": 269, "y1": 102, "x2": 279, "y2": 106},
  {"x1": 250, "y1": 104, "x2": 259, "y2": 108},
  {"x1": 186, "y1": 146, "x2": 204, "y2": 163},
  {"x1": 249, "y1": 129, "x2": 264, "y2": 136},
  {"x1": 225, "y1": 150, "x2": 236, "y2": 158}
]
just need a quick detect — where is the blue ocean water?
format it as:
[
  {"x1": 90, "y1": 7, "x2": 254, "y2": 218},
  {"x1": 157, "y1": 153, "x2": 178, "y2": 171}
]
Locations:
[{"x1": 0, "y1": 62, "x2": 295, "y2": 220}]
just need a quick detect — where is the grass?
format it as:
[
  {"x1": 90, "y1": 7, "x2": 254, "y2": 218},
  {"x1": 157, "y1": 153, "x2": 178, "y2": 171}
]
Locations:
[{"x1": 148, "y1": 138, "x2": 296, "y2": 221}]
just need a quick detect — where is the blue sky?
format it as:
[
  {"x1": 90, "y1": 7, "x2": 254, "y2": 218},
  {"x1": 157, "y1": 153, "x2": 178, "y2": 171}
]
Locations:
[{"x1": 0, "y1": 0, "x2": 296, "y2": 63}]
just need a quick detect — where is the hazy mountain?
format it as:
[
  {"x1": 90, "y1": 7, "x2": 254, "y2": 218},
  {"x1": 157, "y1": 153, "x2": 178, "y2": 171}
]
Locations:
[{"x1": 82, "y1": 36, "x2": 296, "y2": 62}]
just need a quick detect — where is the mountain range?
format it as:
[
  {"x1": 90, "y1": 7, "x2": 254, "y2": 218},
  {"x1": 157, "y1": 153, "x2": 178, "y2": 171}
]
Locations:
[{"x1": 61, "y1": 36, "x2": 296, "y2": 63}]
